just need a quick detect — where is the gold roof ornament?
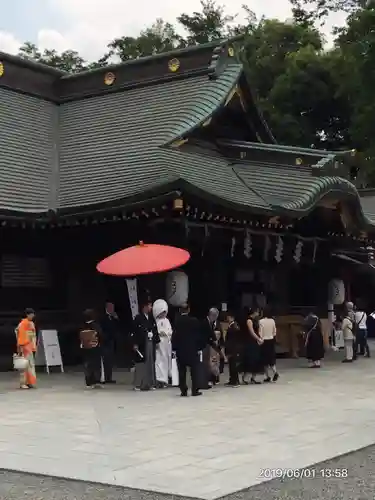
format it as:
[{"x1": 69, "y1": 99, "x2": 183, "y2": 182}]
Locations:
[
  {"x1": 0, "y1": 62, "x2": 4, "y2": 77},
  {"x1": 104, "y1": 72, "x2": 115, "y2": 85},
  {"x1": 168, "y1": 58, "x2": 180, "y2": 72},
  {"x1": 228, "y1": 47, "x2": 234, "y2": 57},
  {"x1": 295, "y1": 157, "x2": 303, "y2": 165}
]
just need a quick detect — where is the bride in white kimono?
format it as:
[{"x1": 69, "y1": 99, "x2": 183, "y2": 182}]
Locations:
[{"x1": 153, "y1": 299, "x2": 173, "y2": 387}]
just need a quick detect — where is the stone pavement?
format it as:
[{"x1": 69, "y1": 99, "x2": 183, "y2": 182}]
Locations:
[
  {"x1": 3, "y1": 443, "x2": 375, "y2": 500},
  {"x1": 0, "y1": 352, "x2": 375, "y2": 499}
]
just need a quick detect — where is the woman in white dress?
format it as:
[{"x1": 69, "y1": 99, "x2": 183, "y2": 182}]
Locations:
[{"x1": 153, "y1": 299, "x2": 173, "y2": 387}]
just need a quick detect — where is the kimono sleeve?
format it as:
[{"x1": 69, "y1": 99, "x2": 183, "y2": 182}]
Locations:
[
  {"x1": 131, "y1": 315, "x2": 142, "y2": 346},
  {"x1": 17, "y1": 320, "x2": 28, "y2": 346},
  {"x1": 152, "y1": 318, "x2": 160, "y2": 344}
]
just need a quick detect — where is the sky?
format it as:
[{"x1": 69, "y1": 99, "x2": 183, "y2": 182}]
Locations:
[{"x1": 0, "y1": 0, "x2": 347, "y2": 62}]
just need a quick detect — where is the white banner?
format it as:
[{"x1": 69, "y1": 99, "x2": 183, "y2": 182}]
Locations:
[{"x1": 126, "y1": 278, "x2": 138, "y2": 319}]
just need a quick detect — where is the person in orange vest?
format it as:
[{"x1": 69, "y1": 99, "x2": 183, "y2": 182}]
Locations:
[{"x1": 16, "y1": 308, "x2": 37, "y2": 389}]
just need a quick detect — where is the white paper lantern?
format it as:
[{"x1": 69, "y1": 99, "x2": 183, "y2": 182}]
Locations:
[
  {"x1": 328, "y1": 278, "x2": 345, "y2": 305},
  {"x1": 166, "y1": 271, "x2": 189, "y2": 307}
]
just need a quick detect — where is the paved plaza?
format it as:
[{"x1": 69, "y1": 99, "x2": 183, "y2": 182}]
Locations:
[{"x1": 0, "y1": 352, "x2": 375, "y2": 499}]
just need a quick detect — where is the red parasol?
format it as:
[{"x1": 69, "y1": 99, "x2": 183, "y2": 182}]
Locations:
[{"x1": 96, "y1": 241, "x2": 190, "y2": 276}]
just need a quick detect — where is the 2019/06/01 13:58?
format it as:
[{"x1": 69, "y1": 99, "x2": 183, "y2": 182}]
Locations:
[{"x1": 259, "y1": 468, "x2": 349, "y2": 480}]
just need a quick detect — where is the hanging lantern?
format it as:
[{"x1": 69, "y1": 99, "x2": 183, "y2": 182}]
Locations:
[
  {"x1": 294, "y1": 240, "x2": 303, "y2": 263},
  {"x1": 244, "y1": 229, "x2": 252, "y2": 259},
  {"x1": 166, "y1": 271, "x2": 189, "y2": 307},
  {"x1": 173, "y1": 198, "x2": 183, "y2": 210},
  {"x1": 328, "y1": 279, "x2": 345, "y2": 305},
  {"x1": 263, "y1": 235, "x2": 271, "y2": 261},
  {"x1": 275, "y1": 237, "x2": 283, "y2": 263}
]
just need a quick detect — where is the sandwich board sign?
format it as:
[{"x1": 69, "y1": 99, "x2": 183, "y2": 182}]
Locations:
[{"x1": 35, "y1": 329, "x2": 64, "y2": 373}]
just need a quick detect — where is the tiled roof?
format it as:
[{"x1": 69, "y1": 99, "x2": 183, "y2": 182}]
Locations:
[{"x1": 0, "y1": 39, "x2": 373, "y2": 232}]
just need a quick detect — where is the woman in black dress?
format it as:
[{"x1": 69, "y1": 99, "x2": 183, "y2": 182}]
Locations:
[
  {"x1": 238, "y1": 307, "x2": 263, "y2": 384},
  {"x1": 303, "y1": 312, "x2": 325, "y2": 368}
]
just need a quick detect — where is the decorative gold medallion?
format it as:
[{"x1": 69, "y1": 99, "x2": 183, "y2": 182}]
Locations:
[
  {"x1": 168, "y1": 58, "x2": 180, "y2": 72},
  {"x1": 228, "y1": 47, "x2": 234, "y2": 57},
  {"x1": 295, "y1": 157, "x2": 303, "y2": 165},
  {"x1": 104, "y1": 72, "x2": 115, "y2": 85},
  {"x1": 0, "y1": 62, "x2": 4, "y2": 77}
]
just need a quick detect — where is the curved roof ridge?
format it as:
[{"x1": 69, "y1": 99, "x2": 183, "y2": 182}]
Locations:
[
  {"x1": 279, "y1": 176, "x2": 375, "y2": 226},
  {"x1": 161, "y1": 63, "x2": 243, "y2": 145}
]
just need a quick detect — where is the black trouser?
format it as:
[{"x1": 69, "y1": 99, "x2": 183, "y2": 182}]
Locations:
[
  {"x1": 83, "y1": 347, "x2": 101, "y2": 386},
  {"x1": 219, "y1": 355, "x2": 225, "y2": 374},
  {"x1": 177, "y1": 356, "x2": 199, "y2": 395},
  {"x1": 101, "y1": 343, "x2": 115, "y2": 382},
  {"x1": 228, "y1": 355, "x2": 239, "y2": 385},
  {"x1": 355, "y1": 329, "x2": 370, "y2": 357}
]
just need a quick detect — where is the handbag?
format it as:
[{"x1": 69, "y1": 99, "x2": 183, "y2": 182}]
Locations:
[{"x1": 13, "y1": 354, "x2": 29, "y2": 371}]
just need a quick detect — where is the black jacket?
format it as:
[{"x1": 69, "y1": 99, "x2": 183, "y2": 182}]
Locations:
[
  {"x1": 100, "y1": 313, "x2": 121, "y2": 346},
  {"x1": 172, "y1": 313, "x2": 203, "y2": 363},
  {"x1": 132, "y1": 313, "x2": 160, "y2": 363},
  {"x1": 225, "y1": 322, "x2": 241, "y2": 357}
]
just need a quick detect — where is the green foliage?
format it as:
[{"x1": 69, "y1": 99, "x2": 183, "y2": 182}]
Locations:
[
  {"x1": 11, "y1": 0, "x2": 375, "y2": 183},
  {"x1": 18, "y1": 42, "x2": 86, "y2": 72},
  {"x1": 289, "y1": 0, "x2": 368, "y2": 22}
]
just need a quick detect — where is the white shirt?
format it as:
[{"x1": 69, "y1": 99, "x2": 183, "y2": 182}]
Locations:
[
  {"x1": 354, "y1": 311, "x2": 367, "y2": 329},
  {"x1": 259, "y1": 318, "x2": 276, "y2": 340}
]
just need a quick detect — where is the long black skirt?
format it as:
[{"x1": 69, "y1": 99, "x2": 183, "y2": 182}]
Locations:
[
  {"x1": 306, "y1": 329, "x2": 325, "y2": 362},
  {"x1": 261, "y1": 338, "x2": 276, "y2": 367},
  {"x1": 241, "y1": 341, "x2": 263, "y2": 374}
]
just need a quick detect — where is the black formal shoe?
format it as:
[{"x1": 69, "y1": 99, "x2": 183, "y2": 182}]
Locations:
[
  {"x1": 180, "y1": 392, "x2": 188, "y2": 397},
  {"x1": 192, "y1": 391, "x2": 202, "y2": 397},
  {"x1": 264, "y1": 377, "x2": 271, "y2": 383},
  {"x1": 250, "y1": 378, "x2": 261, "y2": 384},
  {"x1": 342, "y1": 359, "x2": 353, "y2": 363},
  {"x1": 105, "y1": 380, "x2": 116, "y2": 384},
  {"x1": 273, "y1": 373, "x2": 279, "y2": 382}
]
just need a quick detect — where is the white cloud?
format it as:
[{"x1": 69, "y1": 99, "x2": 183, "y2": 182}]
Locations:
[
  {"x1": 1, "y1": 0, "x2": 348, "y2": 61},
  {"x1": 0, "y1": 31, "x2": 22, "y2": 54}
]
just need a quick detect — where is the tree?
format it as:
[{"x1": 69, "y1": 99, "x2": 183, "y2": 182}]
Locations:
[
  {"x1": 107, "y1": 19, "x2": 185, "y2": 61},
  {"x1": 239, "y1": 19, "x2": 350, "y2": 147},
  {"x1": 18, "y1": 42, "x2": 42, "y2": 61},
  {"x1": 263, "y1": 46, "x2": 351, "y2": 147},
  {"x1": 177, "y1": 0, "x2": 236, "y2": 44},
  {"x1": 241, "y1": 19, "x2": 323, "y2": 100},
  {"x1": 332, "y1": 6, "x2": 375, "y2": 180},
  {"x1": 289, "y1": 0, "x2": 370, "y2": 23},
  {"x1": 18, "y1": 42, "x2": 86, "y2": 72}
]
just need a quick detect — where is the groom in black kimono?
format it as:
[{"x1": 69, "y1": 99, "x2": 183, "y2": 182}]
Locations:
[{"x1": 132, "y1": 297, "x2": 160, "y2": 391}]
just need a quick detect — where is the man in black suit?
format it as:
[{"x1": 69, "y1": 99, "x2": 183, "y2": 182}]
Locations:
[
  {"x1": 100, "y1": 301, "x2": 120, "y2": 384},
  {"x1": 132, "y1": 298, "x2": 160, "y2": 391},
  {"x1": 172, "y1": 304, "x2": 202, "y2": 397}
]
